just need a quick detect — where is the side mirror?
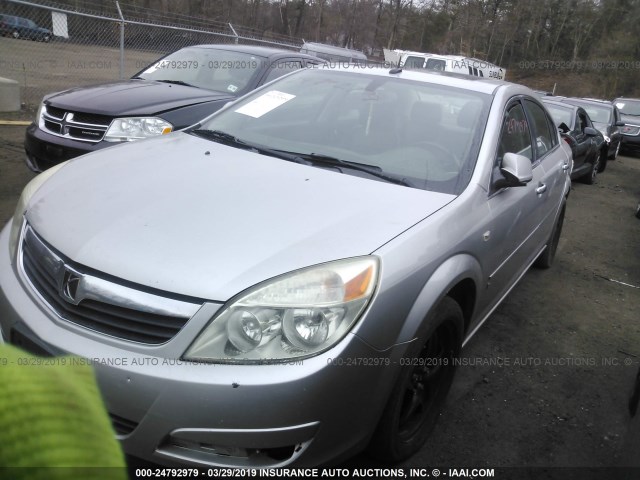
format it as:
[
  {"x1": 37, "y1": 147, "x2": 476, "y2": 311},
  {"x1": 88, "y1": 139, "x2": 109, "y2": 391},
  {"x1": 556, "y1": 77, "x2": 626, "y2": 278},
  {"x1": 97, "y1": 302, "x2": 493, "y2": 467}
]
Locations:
[
  {"x1": 615, "y1": 121, "x2": 625, "y2": 127},
  {"x1": 494, "y1": 152, "x2": 533, "y2": 189},
  {"x1": 584, "y1": 127, "x2": 599, "y2": 136}
]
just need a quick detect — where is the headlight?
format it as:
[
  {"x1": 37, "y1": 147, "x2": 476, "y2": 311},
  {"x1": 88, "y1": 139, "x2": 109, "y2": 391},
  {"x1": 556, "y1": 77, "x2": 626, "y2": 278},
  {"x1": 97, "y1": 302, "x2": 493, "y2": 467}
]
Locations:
[
  {"x1": 9, "y1": 161, "x2": 68, "y2": 261},
  {"x1": 184, "y1": 257, "x2": 379, "y2": 363},
  {"x1": 35, "y1": 101, "x2": 44, "y2": 127},
  {"x1": 622, "y1": 125, "x2": 640, "y2": 136},
  {"x1": 104, "y1": 117, "x2": 173, "y2": 142}
]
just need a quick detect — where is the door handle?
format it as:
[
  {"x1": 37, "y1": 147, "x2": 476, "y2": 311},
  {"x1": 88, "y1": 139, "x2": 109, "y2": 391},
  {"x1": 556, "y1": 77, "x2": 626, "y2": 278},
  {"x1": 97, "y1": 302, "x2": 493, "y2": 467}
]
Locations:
[{"x1": 536, "y1": 183, "x2": 547, "y2": 195}]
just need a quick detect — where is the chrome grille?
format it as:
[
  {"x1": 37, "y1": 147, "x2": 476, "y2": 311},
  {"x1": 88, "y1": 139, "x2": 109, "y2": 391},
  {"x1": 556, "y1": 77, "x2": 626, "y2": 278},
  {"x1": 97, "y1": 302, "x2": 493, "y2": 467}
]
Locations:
[
  {"x1": 20, "y1": 224, "x2": 202, "y2": 344},
  {"x1": 41, "y1": 105, "x2": 111, "y2": 142}
]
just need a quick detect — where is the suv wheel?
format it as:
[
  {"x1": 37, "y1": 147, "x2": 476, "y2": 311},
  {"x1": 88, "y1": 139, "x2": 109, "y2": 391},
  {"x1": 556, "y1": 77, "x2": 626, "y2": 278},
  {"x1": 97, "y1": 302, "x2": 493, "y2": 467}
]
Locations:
[{"x1": 12, "y1": 30, "x2": 19, "y2": 39}]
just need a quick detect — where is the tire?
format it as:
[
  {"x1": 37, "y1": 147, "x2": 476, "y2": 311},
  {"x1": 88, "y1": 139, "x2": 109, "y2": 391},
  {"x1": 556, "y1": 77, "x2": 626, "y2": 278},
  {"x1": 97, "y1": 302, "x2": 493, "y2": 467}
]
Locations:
[
  {"x1": 597, "y1": 148, "x2": 608, "y2": 173},
  {"x1": 534, "y1": 203, "x2": 566, "y2": 269},
  {"x1": 610, "y1": 141, "x2": 620, "y2": 160},
  {"x1": 368, "y1": 297, "x2": 463, "y2": 463},
  {"x1": 42, "y1": 34, "x2": 50, "y2": 42},
  {"x1": 12, "y1": 30, "x2": 19, "y2": 39},
  {"x1": 582, "y1": 153, "x2": 599, "y2": 185},
  {"x1": 635, "y1": 203, "x2": 640, "y2": 219}
]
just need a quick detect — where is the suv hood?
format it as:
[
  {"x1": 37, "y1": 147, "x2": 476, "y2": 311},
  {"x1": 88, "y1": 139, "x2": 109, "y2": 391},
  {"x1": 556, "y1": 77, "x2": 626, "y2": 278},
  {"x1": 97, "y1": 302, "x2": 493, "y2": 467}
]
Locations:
[
  {"x1": 44, "y1": 80, "x2": 234, "y2": 116},
  {"x1": 25, "y1": 133, "x2": 455, "y2": 301}
]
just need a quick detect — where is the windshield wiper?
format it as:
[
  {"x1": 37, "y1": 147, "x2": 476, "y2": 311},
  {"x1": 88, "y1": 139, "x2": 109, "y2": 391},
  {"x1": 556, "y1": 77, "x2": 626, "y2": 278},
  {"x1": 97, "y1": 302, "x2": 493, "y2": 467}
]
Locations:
[
  {"x1": 190, "y1": 130, "x2": 310, "y2": 165},
  {"x1": 156, "y1": 79, "x2": 194, "y2": 87},
  {"x1": 292, "y1": 152, "x2": 413, "y2": 187},
  {"x1": 190, "y1": 131, "x2": 412, "y2": 187}
]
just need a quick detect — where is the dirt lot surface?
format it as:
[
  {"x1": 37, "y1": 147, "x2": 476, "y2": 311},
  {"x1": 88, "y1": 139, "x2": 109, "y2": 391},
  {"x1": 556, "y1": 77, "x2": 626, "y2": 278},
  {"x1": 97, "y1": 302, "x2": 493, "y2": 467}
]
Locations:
[{"x1": 1, "y1": 115, "x2": 639, "y2": 477}]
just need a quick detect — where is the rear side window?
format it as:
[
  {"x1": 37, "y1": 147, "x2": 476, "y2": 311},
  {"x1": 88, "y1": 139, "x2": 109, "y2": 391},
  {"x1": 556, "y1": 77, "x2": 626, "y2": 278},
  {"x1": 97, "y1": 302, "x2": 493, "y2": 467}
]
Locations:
[
  {"x1": 524, "y1": 99, "x2": 556, "y2": 158},
  {"x1": 404, "y1": 56, "x2": 426, "y2": 69},
  {"x1": 425, "y1": 59, "x2": 446, "y2": 71}
]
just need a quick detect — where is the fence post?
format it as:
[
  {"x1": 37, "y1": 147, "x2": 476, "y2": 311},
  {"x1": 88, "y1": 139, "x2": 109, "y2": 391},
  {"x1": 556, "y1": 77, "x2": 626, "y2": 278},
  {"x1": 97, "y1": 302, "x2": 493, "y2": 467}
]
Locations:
[
  {"x1": 228, "y1": 23, "x2": 239, "y2": 44},
  {"x1": 116, "y1": 1, "x2": 125, "y2": 79}
]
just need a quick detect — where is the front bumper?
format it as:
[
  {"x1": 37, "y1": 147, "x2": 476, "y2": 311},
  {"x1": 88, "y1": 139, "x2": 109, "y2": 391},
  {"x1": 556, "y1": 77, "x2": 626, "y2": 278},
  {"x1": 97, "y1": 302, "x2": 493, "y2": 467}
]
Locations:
[
  {"x1": 24, "y1": 123, "x2": 111, "y2": 172},
  {"x1": 0, "y1": 222, "x2": 400, "y2": 467}
]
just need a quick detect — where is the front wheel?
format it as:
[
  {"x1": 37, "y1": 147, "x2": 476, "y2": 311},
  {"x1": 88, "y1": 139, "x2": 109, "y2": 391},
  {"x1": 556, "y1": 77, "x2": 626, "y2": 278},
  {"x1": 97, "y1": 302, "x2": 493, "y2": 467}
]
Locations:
[
  {"x1": 597, "y1": 148, "x2": 608, "y2": 173},
  {"x1": 582, "y1": 153, "x2": 600, "y2": 185},
  {"x1": 610, "y1": 141, "x2": 621, "y2": 160},
  {"x1": 12, "y1": 30, "x2": 19, "y2": 39},
  {"x1": 368, "y1": 297, "x2": 463, "y2": 462}
]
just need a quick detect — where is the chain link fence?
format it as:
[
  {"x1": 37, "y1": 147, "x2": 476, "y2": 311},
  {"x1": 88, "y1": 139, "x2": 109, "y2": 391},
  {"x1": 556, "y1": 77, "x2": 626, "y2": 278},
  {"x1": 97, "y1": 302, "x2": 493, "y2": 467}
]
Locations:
[{"x1": 0, "y1": 0, "x2": 304, "y2": 109}]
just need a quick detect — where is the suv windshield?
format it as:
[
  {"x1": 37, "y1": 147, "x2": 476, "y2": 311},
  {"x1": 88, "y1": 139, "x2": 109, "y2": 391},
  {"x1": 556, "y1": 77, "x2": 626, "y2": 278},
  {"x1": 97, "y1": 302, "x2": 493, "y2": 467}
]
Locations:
[
  {"x1": 137, "y1": 47, "x2": 266, "y2": 94},
  {"x1": 615, "y1": 99, "x2": 640, "y2": 116},
  {"x1": 196, "y1": 68, "x2": 490, "y2": 195}
]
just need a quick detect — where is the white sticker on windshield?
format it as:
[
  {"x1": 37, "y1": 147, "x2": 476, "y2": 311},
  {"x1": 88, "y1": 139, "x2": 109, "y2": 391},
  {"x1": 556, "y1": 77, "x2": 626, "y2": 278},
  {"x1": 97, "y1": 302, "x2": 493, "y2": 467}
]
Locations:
[
  {"x1": 235, "y1": 90, "x2": 295, "y2": 118},
  {"x1": 616, "y1": 102, "x2": 625, "y2": 109}
]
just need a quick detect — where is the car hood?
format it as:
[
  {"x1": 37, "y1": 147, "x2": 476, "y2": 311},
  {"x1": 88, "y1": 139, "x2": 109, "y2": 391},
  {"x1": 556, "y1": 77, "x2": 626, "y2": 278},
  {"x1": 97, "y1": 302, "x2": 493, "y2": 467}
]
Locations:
[
  {"x1": 26, "y1": 133, "x2": 455, "y2": 301},
  {"x1": 44, "y1": 80, "x2": 234, "y2": 116}
]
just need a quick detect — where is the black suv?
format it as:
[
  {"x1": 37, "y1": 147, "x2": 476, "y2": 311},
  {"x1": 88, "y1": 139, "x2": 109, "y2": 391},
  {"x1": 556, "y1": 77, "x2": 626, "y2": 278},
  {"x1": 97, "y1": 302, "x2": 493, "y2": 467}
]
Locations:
[
  {"x1": 613, "y1": 98, "x2": 640, "y2": 155},
  {"x1": 25, "y1": 44, "x2": 322, "y2": 171}
]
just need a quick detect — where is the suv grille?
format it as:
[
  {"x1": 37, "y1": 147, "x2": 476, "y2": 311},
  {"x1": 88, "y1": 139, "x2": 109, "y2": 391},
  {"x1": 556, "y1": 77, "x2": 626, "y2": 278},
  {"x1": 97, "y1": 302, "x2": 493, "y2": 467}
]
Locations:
[
  {"x1": 20, "y1": 225, "x2": 200, "y2": 344},
  {"x1": 41, "y1": 105, "x2": 112, "y2": 142}
]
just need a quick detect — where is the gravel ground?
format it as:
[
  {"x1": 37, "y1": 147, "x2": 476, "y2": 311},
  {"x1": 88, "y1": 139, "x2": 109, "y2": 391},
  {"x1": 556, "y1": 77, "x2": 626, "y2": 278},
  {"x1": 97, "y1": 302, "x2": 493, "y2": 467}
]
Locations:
[{"x1": 1, "y1": 117, "x2": 639, "y2": 478}]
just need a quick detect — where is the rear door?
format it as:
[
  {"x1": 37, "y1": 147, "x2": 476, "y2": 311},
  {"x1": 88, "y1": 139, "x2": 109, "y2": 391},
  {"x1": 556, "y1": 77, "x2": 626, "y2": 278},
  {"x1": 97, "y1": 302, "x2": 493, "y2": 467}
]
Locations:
[{"x1": 522, "y1": 98, "x2": 567, "y2": 239}]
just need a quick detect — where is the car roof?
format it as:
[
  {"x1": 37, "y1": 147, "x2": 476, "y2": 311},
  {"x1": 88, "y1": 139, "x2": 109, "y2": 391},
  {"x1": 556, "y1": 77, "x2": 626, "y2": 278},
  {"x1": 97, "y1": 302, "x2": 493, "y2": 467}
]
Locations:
[
  {"x1": 542, "y1": 98, "x2": 579, "y2": 110},
  {"x1": 561, "y1": 97, "x2": 614, "y2": 109},
  {"x1": 316, "y1": 64, "x2": 521, "y2": 96},
  {"x1": 189, "y1": 44, "x2": 319, "y2": 61}
]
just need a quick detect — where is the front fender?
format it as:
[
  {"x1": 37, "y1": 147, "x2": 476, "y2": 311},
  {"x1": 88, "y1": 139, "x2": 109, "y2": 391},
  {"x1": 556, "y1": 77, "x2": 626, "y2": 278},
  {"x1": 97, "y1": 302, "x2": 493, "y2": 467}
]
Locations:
[{"x1": 354, "y1": 253, "x2": 482, "y2": 351}]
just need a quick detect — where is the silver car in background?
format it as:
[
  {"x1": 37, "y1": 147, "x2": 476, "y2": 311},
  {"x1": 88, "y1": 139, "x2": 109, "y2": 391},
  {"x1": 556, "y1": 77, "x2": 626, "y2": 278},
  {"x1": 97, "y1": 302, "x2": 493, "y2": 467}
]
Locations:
[{"x1": 0, "y1": 66, "x2": 571, "y2": 467}]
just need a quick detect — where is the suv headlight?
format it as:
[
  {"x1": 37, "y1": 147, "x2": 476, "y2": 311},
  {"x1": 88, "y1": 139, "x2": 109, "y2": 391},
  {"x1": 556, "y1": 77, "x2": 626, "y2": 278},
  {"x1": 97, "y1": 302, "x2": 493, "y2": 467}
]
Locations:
[
  {"x1": 9, "y1": 161, "x2": 68, "y2": 261},
  {"x1": 104, "y1": 117, "x2": 173, "y2": 142},
  {"x1": 35, "y1": 101, "x2": 44, "y2": 127},
  {"x1": 622, "y1": 125, "x2": 640, "y2": 136},
  {"x1": 184, "y1": 257, "x2": 379, "y2": 363}
]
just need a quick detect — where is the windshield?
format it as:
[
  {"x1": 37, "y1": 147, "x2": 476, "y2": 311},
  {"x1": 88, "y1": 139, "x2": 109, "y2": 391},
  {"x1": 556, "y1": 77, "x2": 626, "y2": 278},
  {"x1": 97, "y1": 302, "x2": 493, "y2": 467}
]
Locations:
[
  {"x1": 577, "y1": 104, "x2": 611, "y2": 124},
  {"x1": 196, "y1": 68, "x2": 490, "y2": 194},
  {"x1": 615, "y1": 99, "x2": 640, "y2": 116},
  {"x1": 136, "y1": 47, "x2": 266, "y2": 94},
  {"x1": 544, "y1": 103, "x2": 573, "y2": 129}
]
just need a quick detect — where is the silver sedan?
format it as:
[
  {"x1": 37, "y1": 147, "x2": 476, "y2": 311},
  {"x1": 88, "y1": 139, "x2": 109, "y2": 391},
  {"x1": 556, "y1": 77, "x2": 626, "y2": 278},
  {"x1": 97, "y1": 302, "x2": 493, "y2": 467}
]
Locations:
[{"x1": 0, "y1": 65, "x2": 571, "y2": 467}]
